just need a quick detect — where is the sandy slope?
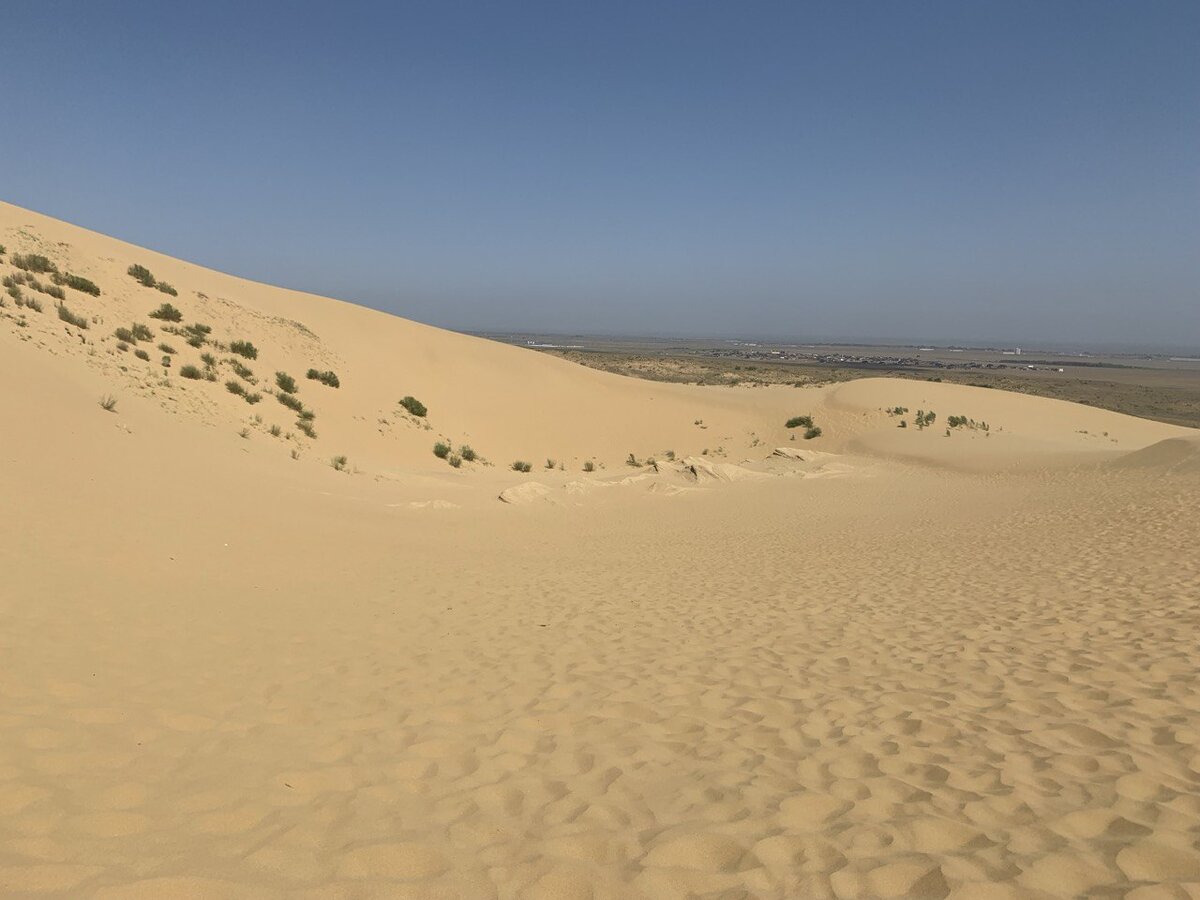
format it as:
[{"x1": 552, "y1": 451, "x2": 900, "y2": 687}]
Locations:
[{"x1": 2, "y1": 203, "x2": 1200, "y2": 898}]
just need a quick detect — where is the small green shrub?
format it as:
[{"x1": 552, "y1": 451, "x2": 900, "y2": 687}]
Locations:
[
  {"x1": 127, "y1": 263, "x2": 155, "y2": 287},
  {"x1": 226, "y1": 379, "x2": 246, "y2": 396},
  {"x1": 433, "y1": 441, "x2": 451, "y2": 459},
  {"x1": 114, "y1": 326, "x2": 136, "y2": 343},
  {"x1": 25, "y1": 296, "x2": 44, "y2": 313},
  {"x1": 244, "y1": 392, "x2": 262, "y2": 405},
  {"x1": 275, "y1": 371, "x2": 298, "y2": 393},
  {"x1": 201, "y1": 352, "x2": 217, "y2": 367},
  {"x1": 156, "y1": 282, "x2": 178, "y2": 296},
  {"x1": 43, "y1": 284, "x2": 66, "y2": 300},
  {"x1": 100, "y1": 394, "x2": 117, "y2": 412},
  {"x1": 460, "y1": 445, "x2": 477, "y2": 462},
  {"x1": 131, "y1": 323, "x2": 154, "y2": 341},
  {"x1": 58, "y1": 273, "x2": 100, "y2": 296},
  {"x1": 786, "y1": 415, "x2": 814, "y2": 429},
  {"x1": 511, "y1": 460, "x2": 532, "y2": 473},
  {"x1": 297, "y1": 408, "x2": 316, "y2": 421},
  {"x1": 296, "y1": 420, "x2": 317, "y2": 438},
  {"x1": 229, "y1": 359, "x2": 255, "y2": 381},
  {"x1": 545, "y1": 458, "x2": 556, "y2": 469},
  {"x1": 12, "y1": 253, "x2": 57, "y2": 274},
  {"x1": 306, "y1": 368, "x2": 340, "y2": 388},
  {"x1": 180, "y1": 364, "x2": 203, "y2": 380},
  {"x1": 269, "y1": 424, "x2": 281, "y2": 437},
  {"x1": 583, "y1": 460, "x2": 595, "y2": 472},
  {"x1": 57, "y1": 303, "x2": 88, "y2": 328},
  {"x1": 148, "y1": 302, "x2": 183, "y2": 322},
  {"x1": 331, "y1": 455, "x2": 348, "y2": 471},
  {"x1": 135, "y1": 349, "x2": 150, "y2": 361},
  {"x1": 448, "y1": 454, "x2": 462, "y2": 468},
  {"x1": 116, "y1": 341, "x2": 129, "y2": 352},
  {"x1": 399, "y1": 395, "x2": 427, "y2": 417},
  {"x1": 229, "y1": 340, "x2": 258, "y2": 359},
  {"x1": 277, "y1": 392, "x2": 304, "y2": 412},
  {"x1": 803, "y1": 426, "x2": 822, "y2": 440},
  {"x1": 158, "y1": 342, "x2": 176, "y2": 354}
]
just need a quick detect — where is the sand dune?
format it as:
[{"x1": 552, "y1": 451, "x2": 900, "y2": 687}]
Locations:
[{"x1": 3, "y1": 202, "x2": 1200, "y2": 898}]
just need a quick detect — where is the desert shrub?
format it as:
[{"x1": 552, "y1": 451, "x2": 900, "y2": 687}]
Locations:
[
  {"x1": 186, "y1": 333, "x2": 204, "y2": 348},
  {"x1": 948, "y1": 415, "x2": 969, "y2": 428},
  {"x1": 2, "y1": 274, "x2": 18, "y2": 287},
  {"x1": 296, "y1": 420, "x2": 317, "y2": 438},
  {"x1": 331, "y1": 455, "x2": 348, "y2": 471},
  {"x1": 890, "y1": 406, "x2": 908, "y2": 416},
  {"x1": 803, "y1": 426, "x2": 822, "y2": 440},
  {"x1": 229, "y1": 359, "x2": 255, "y2": 381},
  {"x1": 127, "y1": 263, "x2": 155, "y2": 286},
  {"x1": 43, "y1": 284, "x2": 66, "y2": 300},
  {"x1": 131, "y1": 323, "x2": 154, "y2": 341},
  {"x1": 57, "y1": 302, "x2": 87, "y2": 328},
  {"x1": 114, "y1": 326, "x2": 136, "y2": 343},
  {"x1": 545, "y1": 458, "x2": 556, "y2": 469},
  {"x1": 399, "y1": 395, "x2": 427, "y2": 417},
  {"x1": 626, "y1": 453, "x2": 640, "y2": 467},
  {"x1": 201, "y1": 352, "x2": 217, "y2": 367},
  {"x1": 448, "y1": 454, "x2": 462, "y2": 468},
  {"x1": 158, "y1": 342, "x2": 176, "y2": 354},
  {"x1": 459, "y1": 445, "x2": 477, "y2": 462},
  {"x1": 59, "y1": 273, "x2": 100, "y2": 296},
  {"x1": 135, "y1": 349, "x2": 150, "y2": 361},
  {"x1": 5, "y1": 284, "x2": 21, "y2": 302},
  {"x1": 433, "y1": 441, "x2": 451, "y2": 459},
  {"x1": 0, "y1": 244, "x2": 4, "y2": 256},
  {"x1": 785, "y1": 415, "x2": 814, "y2": 429},
  {"x1": 156, "y1": 281, "x2": 178, "y2": 296},
  {"x1": 99, "y1": 394, "x2": 118, "y2": 411},
  {"x1": 898, "y1": 419, "x2": 907, "y2": 428},
  {"x1": 244, "y1": 392, "x2": 262, "y2": 404},
  {"x1": 148, "y1": 302, "x2": 183, "y2": 322},
  {"x1": 229, "y1": 340, "x2": 257, "y2": 359},
  {"x1": 116, "y1": 341, "x2": 129, "y2": 352},
  {"x1": 306, "y1": 368, "x2": 340, "y2": 388},
  {"x1": 269, "y1": 424, "x2": 281, "y2": 437},
  {"x1": 25, "y1": 296, "x2": 43, "y2": 313},
  {"x1": 583, "y1": 460, "x2": 595, "y2": 472},
  {"x1": 276, "y1": 392, "x2": 303, "y2": 413},
  {"x1": 12, "y1": 253, "x2": 57, "y2": 274},
  {"x1": 297, "y1": 408, "x2": 315, "y2": 421},
  {"x1": 275, "y1": 371, "x2": 298, "y2": 393},
  {"x1": 225, "y1": 379, "x2": 245, "y2": 396},
  {"x1": 180, "y1": 364, "x2": 203, "y2": 380},
  {"x1": 511, "y1": 460, "x2": 532, "y2": 473}
]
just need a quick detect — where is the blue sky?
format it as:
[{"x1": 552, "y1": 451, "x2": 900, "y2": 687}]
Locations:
[{"x1": 4, "y1": 1, "x2": 1198, "y2": 348}]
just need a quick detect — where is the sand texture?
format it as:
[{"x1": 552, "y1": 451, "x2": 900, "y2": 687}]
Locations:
[{"x1": 3, "y1": 201, "x2": 1200, "y2": 898}]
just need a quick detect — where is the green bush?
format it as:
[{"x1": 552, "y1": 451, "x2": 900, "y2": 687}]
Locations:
[
  {"x1": 229, "y1": 359, "x2": 255, "y2": 381},
  {"x1": 26, "y1": 296, "x2": 44, "y2": 313},
  {"x1": 114, "y1": 326, "x2": 136, "y2": 343},
  {"x1": 269, "y1": 424, "x2": 281, "y2": 437},
  {"x1": 56, "y1": 303, "x2": 87, "y2": 328},
  {"x1": 448, "y1": 454, "x2": 462, "y2": 468},
  {"x1": 156, "y1": 282, "x2": 178, "y2": 296},
  {"x1": 399, "y1": 395, "x2": 427, "y2": 417},
  {"x1": 58, "y1": 273, "x2": 100, "y2": 296},
  {"x1": 201, "y1": 352, "x2": 217, "y2": 367},
  {"x1": 803, "y1": 426, "x2": 822, "y2": 440},
  {"x1": 244, "y1": 392, "x2": 262, "y2": 405},
  {"x1": 100, "y1": 394, "x2": 117, "y2": 412},
  {"x1": 135, "y1": 349, "x2": 150, "y2": 361},
  {"x1": 583, "y1": 460, "x2": 595, "y2": 472},
  {"x1": 276, "y1": 392, "x2": 304, "y2": 412},
  {"x1": 158, "y1": 342, "x2": 176, "y2": 354},
  {"x1": 12, "y1": 253, "x2": 57, "y2": 274},
  {"x1": 229, "y1": 340, "x2": 257, "y2": 359},
  {"x1": 306, "y1": 368, "x2": 340, "y2": 388},
  {"x1": 148, "y1": 302, "x2": 183, "y2": 322},
  {"x1": 275, "y1": 371, "x2": 298, "y2": 393},
  {"x1": 785, "y1": 415, "x2": 814, "y2": 429},
  {"x1": 116, "y1": 341, "x2": 129, "y2": 352},
  {"x1": 127, "y1": 263, "x2": 155, "y2": 287},
  {"x1": 296, "y1": 420, "x2": 317, "y2": 438},
  {"x1": 511, "y1": 460, "x2": 532, "y2": 473},
  {"x1": 131, "y1": 323, "x2": 154, "y2": 341},
  {"x1": 43, "y1": 284, "x2": 66, "y2": 301},
  {"x1": 331, "y1": 455, "x2": 348, "y2": 471},
  {"x1": 433, "y1": 441, "x2": 451, "y2": 459},
  {"x1": 460, "y1": 445, "x2": 477, "y2": 462},
  {"x1": 180, "y1": 364, "x2": 203, "y2": 380},
  {"x1": 226, "y1": 379, "x2": 245, "y2": 396},
  {"x1": 545, "y1": 458, "x2": 556, "y2": 469}
]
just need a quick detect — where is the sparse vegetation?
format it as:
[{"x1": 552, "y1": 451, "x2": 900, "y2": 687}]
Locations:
[
  {"x1": 399, "y1": 395, "x2": 427, "y2": 417},
  {"x1": 511, "y1": 460, "x2": 533, "y2": 473},
  {"x1": 135, "y1": 349, "x2": 151, "y2": 361},
  {"x1": 269, "y1": 424, "x2": 282, "y2": 437},
  {"x1": 433, "y1": 441, "x2": 451, "y2": 459},
  {"x1": 156, "y1": 281, "x2": 178, "y2": 296},
  {"x1": 229, "y1": 340, "x2": 258, "y2": 360},
  {"x1": 244, "y1": 392, "x2": 262, "y2": 404},
  {"x1": 158, "y1": 342, "x2": 176, "y2": 355},
  {"x1": 56, "y1": 302, "x2": 88, "y2": 328},
  {"x1": 275, "y1": 371, "x2": 298, "y2": 393},
  {"x1": 786, "y1": 415, "x2": 814, "y2": 429},
  {"x1": 56, "y1": 273, "x2": 101, "y2": 296},
  {"x1": 276, "y1": 392, "x2": 304, "y2": 413},
  {"x1": 803, "y1": 426, "x2": 823, "y2": 440},
  {"x1": 116, "y1": 341, "x2": 129, "y2": 352},
  {"x1": 627, "y1": 453, "x2": 640, "y2": 467},
  {"x1": 226, "y1": 379, "x2": 246, "y2": 396},
  {"x1": 201, "y1": 352, "x2": 217, "y2": 368},
  {"x1": 127, "y1": 263, "x2": 156, "y2": 287},
  {"x1": 545, "y1": 458, "x2": 557, "y2": 469},
  {"x1": 12, "y1": 253, "x2": 57, "y2": 274},
  {"x1": 239, "y1": 427, "x2": 251, "y2": 439},
  {"x1": 448, "y1": 454, "x2": 462, "y2": 468},
  {"x1": 131, "y1": 323, "x2": 154, "y2": 341},
  {"x1": 148, "y1": 302, "x2": 183, "y2": 322},
  {"x1": 306, "y1": 368, "x2": 340, "y2": 388},
  {"x1": 914, "y1": 409, "x2": 937, "y2": 430},
  {"x1": 296, "y1": 420, "x2": 317, "y2": 438},
  {"x1": 229, "y1": 359, "x2": 255, "y2": 381},
  {"x1": 460, "y1": 445, "x2": 477, "y2": 462},
  {"x1": 25, "y1": 296, "x2": 44, "y2": 313},
  {"x1": 183, "y1": 323, "x2": 212, "y2": 348},
  {"x1": 583, "y1": 460, "x2": 595, "y2": 472},
  {"x1": 180, "y1": 364, "x2": 203, "y2": 379},
  {"x1": 331, "y1": 455, "x2": 348, "y2": 471},
  {"x1": 114, "y1": 327, "x2": 136, "y2": 343},
  {"x1": 99, "y1": 394, "x2": 118, "y2": 412}
]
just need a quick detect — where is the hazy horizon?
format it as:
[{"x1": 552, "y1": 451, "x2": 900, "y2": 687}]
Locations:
[{"x1": 4, "y1": 1, "x2": 1197, "y2": 348}]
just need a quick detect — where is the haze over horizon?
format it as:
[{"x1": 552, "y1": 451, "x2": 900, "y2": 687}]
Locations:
[{"x1": 4, "y1": 1, "x2": 1197, "y2": 348}]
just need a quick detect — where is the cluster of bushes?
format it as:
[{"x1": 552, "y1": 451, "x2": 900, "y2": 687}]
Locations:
[
  {"x1": 55, "y1": 273, "x2": 100, "y2": 296},
  {"x1": 433, "y1": 442, "x2": 476, "y2": 467},
  {"x1": 511, "y1": 460, "x2": 533, "y2": 473},
  {"x1": 114, "y1": 322, "x2": 155, "y2": 344},
  {"x1": 947, "y1": 415, "x2": 988, "y2": 432},
  {"x1": 229, "y1": 359, "x2": 255, "y2": 382},
  {"x1": 5, "y1": 271, "x2": 64, "y2": 300},
  {"x1": 399, "y1": 395, "x2": 427, "y2": 417},
  {"x1": 913, "y1": 409, "x2": 937, "y2": 430},
  {"x1": 57, "y1": 303, "x2": 88, "y2": 328},
  {"x1": 148, "y1": 302, "x2": 183, "y2": 322},
  {"x1": 785, "y1": 414, "x2": 821, "y2": 439},
  {"x1": 181, "y1": 322, "x2": 211, "y2": 348},
  {"x1": 888, "y1": 406, "x2": 908, "y2": 416},
  {"x1": 306, "y1": 368, "x2": 340, "y2": 388},
  {"x1": 229, "y1": 339, "x2": 258, "y2": 360},
  {"x1": 127, "y1": 263, "x2": 177, "y2": 295},
  {"x1": 11, "y1": 253, "x2": 56, "y2": 274},
  {"x1": 277, "y1": 391, "x2": 304, "y2": 413},
  {"x1": 275, "y1": 371, "x2": 298, "y2": 394}
]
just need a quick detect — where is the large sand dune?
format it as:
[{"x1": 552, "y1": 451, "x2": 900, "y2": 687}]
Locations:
[{"x1": 3, "y1": 202, "x2": 1199, "y2": 898}]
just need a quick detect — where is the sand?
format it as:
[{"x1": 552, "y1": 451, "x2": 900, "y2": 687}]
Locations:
[{"x1": 2, "y1": 201, "x2": 1200, "y2": 898}]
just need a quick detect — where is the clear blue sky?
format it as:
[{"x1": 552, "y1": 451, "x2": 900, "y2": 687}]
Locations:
[{"x1": 4, "y1": 1, "x2": 1198, "y2": 348}]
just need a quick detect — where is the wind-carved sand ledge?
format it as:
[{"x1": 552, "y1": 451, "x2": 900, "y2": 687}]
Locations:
[{"x1": 2, "y1": 199, "x2": 1199, "y2": 898}]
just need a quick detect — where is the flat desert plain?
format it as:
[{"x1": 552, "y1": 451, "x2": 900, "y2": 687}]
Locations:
[{"x1": 2, "y1": 200, "x2": 1199, "y2": 899}]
